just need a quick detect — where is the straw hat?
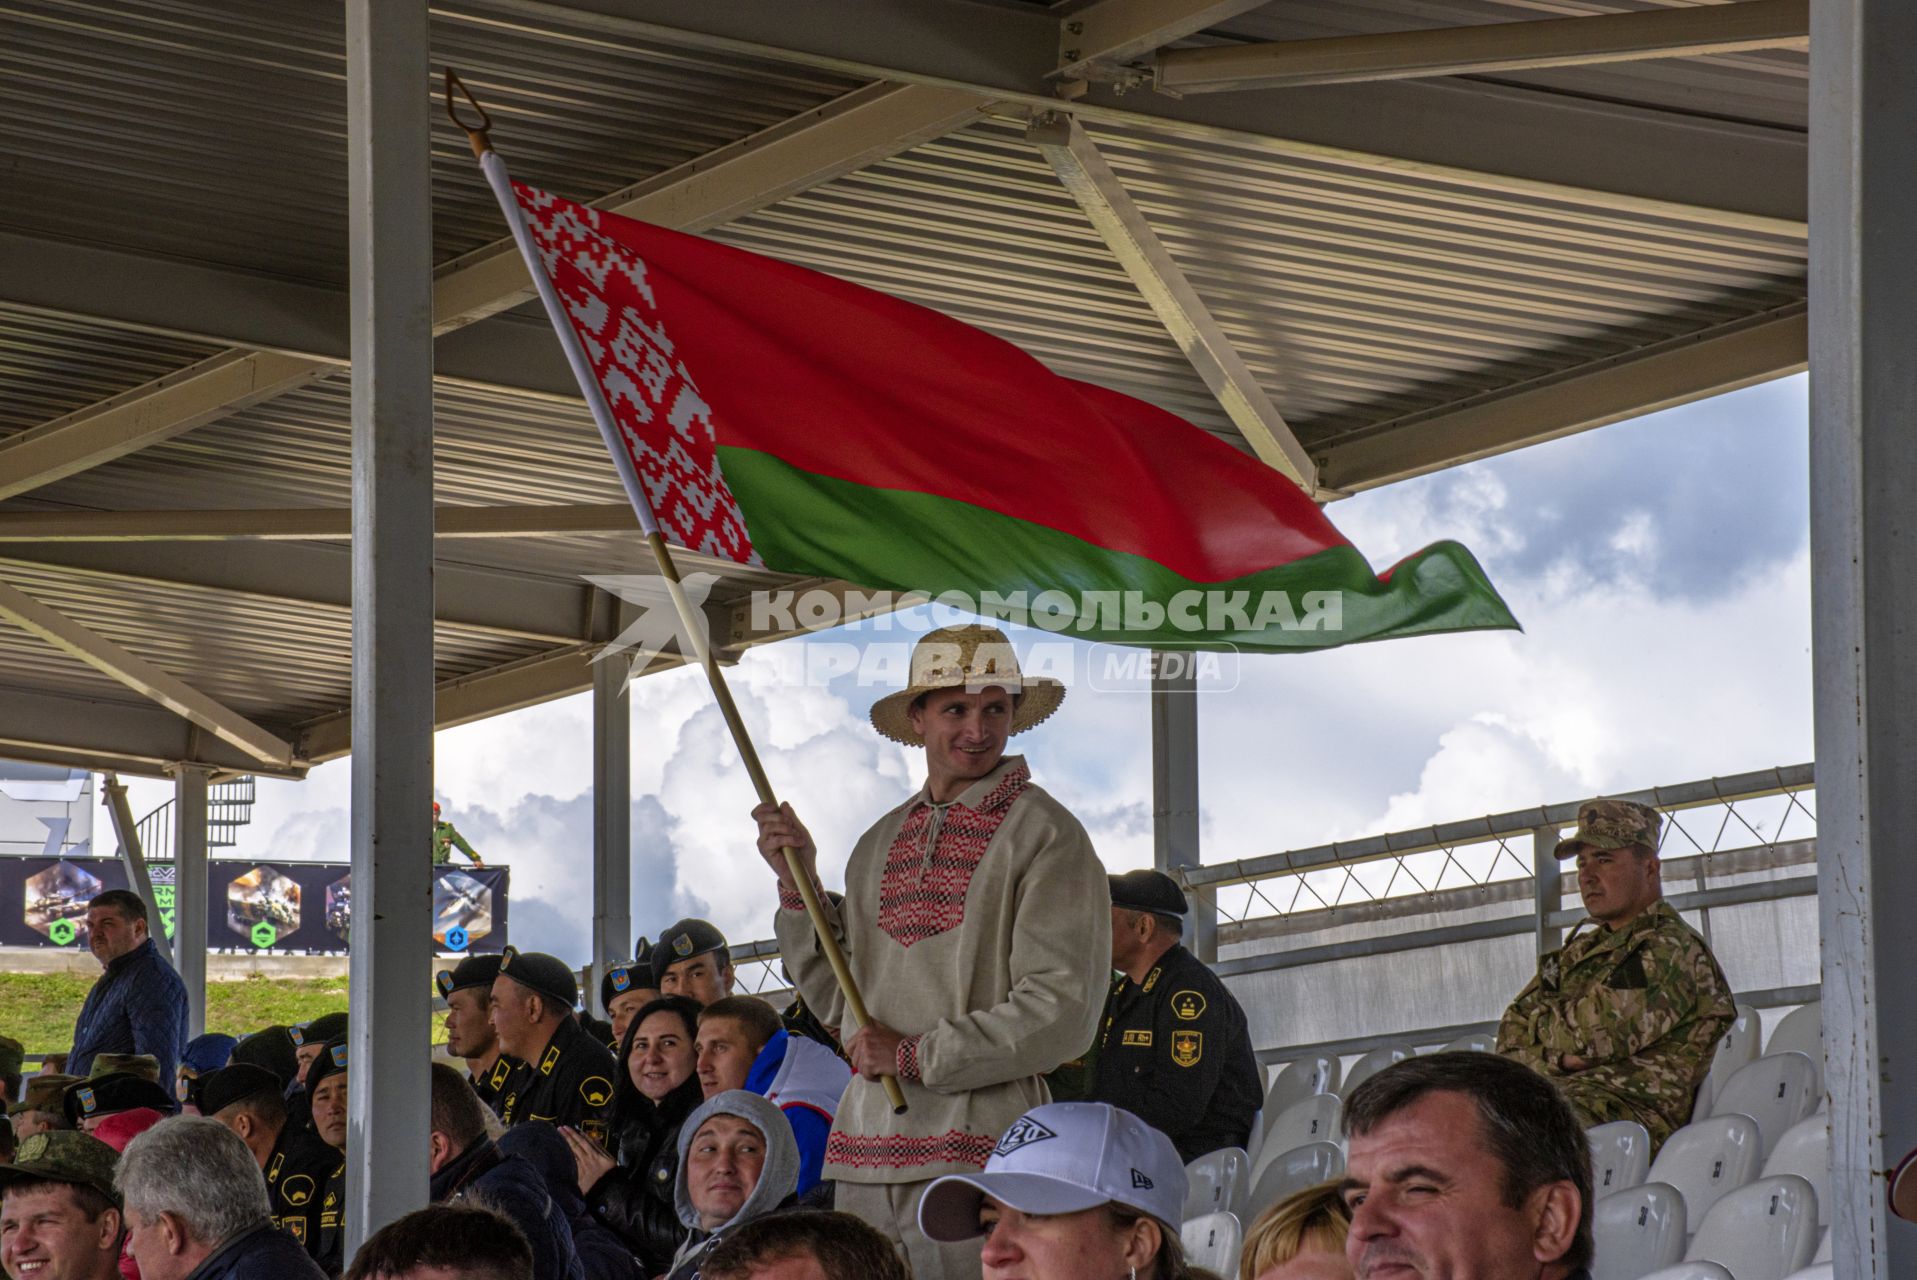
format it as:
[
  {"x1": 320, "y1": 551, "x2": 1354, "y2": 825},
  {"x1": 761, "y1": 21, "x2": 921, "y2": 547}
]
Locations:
[{"x1": 869, "y1": 625, "x2": 1065, "y2": 746}]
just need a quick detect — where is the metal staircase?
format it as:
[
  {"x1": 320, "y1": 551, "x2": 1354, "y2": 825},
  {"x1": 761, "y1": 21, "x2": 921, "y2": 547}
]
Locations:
[{"x1": 132, "y1": 776, "x2": 258, "y2": 862}]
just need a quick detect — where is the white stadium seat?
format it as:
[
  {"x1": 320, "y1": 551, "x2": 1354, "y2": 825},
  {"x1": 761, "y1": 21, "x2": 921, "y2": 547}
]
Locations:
[
  {"x1": 1784, "y1": 1266, "x2": 1832, "y2": 1280},
  {"x1": 1592, "y1": 1182, "x2": 1687, "y2": 1280},
  {"x1": 1257, "y1": 1094, "x2": 1343, "y2": 1173},
  {"x1": 1438, "y1": 1032, "x2": 1495, "y2": 1054},
  {"x1": 1765, "y1": 1003, "x2": 1823, "y2": 1093},
  {"x1": 1635, "y1": 1265, "x2": 1732, "y2": 1280},
  {"x1": 1813, "y1": 1226, "x2": 1830, "y2": 1262},
  {"x1": 1684, "y1": 1175, "x2": 1820, "y2": 1280},
  {"x1": 1261, "y1": 1054, "x2": 1341, "y2": 1128},
  {"x1": 1180, "y1": 1211, "x2": 1242, "y2": 1276},
  {"x1": 1589, "y1": 1120, "x2": 1654, "y2": 1196},
  {"x1": 1761, "y1": 1116, "x2": 1830, "y2": 1227},
  {"x1": 1245, "y1": 1140, "x2": 1344, "y2": 1221},
  {"x1": 1696, "y1": 1004, "x2": 1760, "y2": 1116},
  {"x1": 1645, "y1": 1113, "x2": 1763, "y2": 1229},
  {"x1": 1341, "y1": 1043, "x2": 1415, "y2": 1098},
  {"x1": 1708, "y1": 1051, "x2": 1819, "y2": 1162},
  {"x1": 1183, "y1": 1147, "x2": 1252, "y2": 1221}
]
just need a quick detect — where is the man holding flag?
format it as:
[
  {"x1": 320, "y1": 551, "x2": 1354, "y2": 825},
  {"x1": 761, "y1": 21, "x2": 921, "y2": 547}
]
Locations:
[{"x1": 752, "y1": 625, "x2": 1110, "y2": 1279}]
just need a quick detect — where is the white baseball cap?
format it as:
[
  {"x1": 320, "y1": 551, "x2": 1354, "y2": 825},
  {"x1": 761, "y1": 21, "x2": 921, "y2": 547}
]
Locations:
[{"x1": 918, "y1": 1102, "x2": 1188, "y2": 1242}]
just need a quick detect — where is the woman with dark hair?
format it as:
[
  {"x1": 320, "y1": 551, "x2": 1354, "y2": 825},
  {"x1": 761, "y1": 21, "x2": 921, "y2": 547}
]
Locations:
[
  {"x1": 563, "y1": 994, "x2": 704, "y2": 1277},
  {"x1": 919, "y1": 1102, "x2": 1198, "y2": 1280}
]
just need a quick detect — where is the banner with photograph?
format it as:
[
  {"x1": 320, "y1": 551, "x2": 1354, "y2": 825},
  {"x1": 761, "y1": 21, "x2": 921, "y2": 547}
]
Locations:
[{"x1": 0, "y1": 856, "x2": 508, "y2": 955}]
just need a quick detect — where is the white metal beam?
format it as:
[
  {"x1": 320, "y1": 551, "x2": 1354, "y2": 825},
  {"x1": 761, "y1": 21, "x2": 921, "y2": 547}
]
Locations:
[
  {"x1": 0, "y1": 687, "x2": 304, "y2": 779},
  {"x1": 1316, "y1": 306, "x2": 1807, "y2": 494},
  {"x1": 433, "y1": 81, "x2": 988, "y2": 330},
  {"x1": 172, "y1": 766, "x2": 209, "y2": 1038},
  {"x1": 0, "y1": 576, "x2": 297, "y2": 769},
  {"x1": 1054, "y1": 0, "x2": 1271, "y2": 81},
  {"x1": 1154, "y1": 0, "x2": 1810, "y2": 94},
  {"x1": 0, "y1": 351, "x2": 328, "y2": 502},
  {"x1": 1030, "y1": 115, "x2": 1317, "y2": 490},
  {"x1": 0, "y1": 504, "x2": 636, "y2": 542}
]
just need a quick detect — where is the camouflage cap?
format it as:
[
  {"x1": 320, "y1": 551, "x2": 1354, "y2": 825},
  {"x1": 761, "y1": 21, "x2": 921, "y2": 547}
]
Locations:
[
  {"x1": 0, "y1": 1034, "x2": 23, "y2": 1080},
  {"x1": 0, "y1": 1129, "x2": 123, "y2": 1204},
  {"x1": 8, "y1": 1073, "x2": 79, "y2": 1116},
  {"x1": 90, "y1": 1053, "x2": 160, "y2": 1083},
  {"x1": 1555, "y1": 798, "x2": 1662, "y2": 859}
]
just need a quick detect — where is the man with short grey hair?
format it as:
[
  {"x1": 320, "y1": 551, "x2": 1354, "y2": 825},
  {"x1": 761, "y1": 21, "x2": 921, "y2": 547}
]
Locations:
[{"x1": 116, "y1": 1115, "x2": 327, "y2": 1280}]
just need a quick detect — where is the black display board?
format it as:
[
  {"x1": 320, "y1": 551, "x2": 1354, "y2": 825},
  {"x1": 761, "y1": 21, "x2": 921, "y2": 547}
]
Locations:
[{"x1": 1, "y1": 857, "x2": 508, "y2": 955}]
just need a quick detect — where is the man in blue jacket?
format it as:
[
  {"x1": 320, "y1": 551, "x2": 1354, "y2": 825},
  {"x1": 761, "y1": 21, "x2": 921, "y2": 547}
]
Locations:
[
  {"x1": 427, "y1": 1063, "x2": 584, "y2": 1280},
  {"x1": 69, "y1": 890, "x2": 187, "y2": 1083}
]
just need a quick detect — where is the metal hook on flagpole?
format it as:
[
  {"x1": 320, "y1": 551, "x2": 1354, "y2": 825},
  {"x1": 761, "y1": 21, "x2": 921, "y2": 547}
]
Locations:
[{"x1": 443, "y1": 68, "x2": 494, "y2": 158}]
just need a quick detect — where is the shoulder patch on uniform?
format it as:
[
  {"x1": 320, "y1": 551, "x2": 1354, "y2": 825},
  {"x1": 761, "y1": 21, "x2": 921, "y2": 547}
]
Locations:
[
  {"x1": 1171, "y1": 1030, "x2": 1202, "y2": 1068},
  {"x1": 1171, "y1": 990, "x2": 1207, "y2": 1021},
  {"x1": 286, "y1": 1218, "x2": 308, "y2": 1244},
  {"x1": 280, "y1": 1174, "x2": 316, "y2": 1208},
  {"x1": 579, "y1": 1075, "x2": 612, "y2": 1108},
  {"x1": 1122, "y1": 1029, "x2": 1153, "y2": 1047}
]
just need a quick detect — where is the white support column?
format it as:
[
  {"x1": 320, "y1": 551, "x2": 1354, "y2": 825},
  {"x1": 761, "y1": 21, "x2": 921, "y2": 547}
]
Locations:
[
  {"x1": 1151, "y1": 655, "x2": 1212, "y2": 962},
  {"x1": 1808, "y1": 0, "x2": 1917, "y2": 1273},
  {"x1": 591, "y1": 652, "x2": 633, "y2": 1015},
  {"x1": 171, "y1": 766, "x2": 209, "y2": 1037},
  {"x1": 344, "y1": 0, "x2": 435, "y2": 1251}
]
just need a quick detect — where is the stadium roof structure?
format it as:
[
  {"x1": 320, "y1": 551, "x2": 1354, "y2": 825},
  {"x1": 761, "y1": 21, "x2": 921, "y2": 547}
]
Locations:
[
  {"x1": 6, "y1": 3, "x2": 1910, "y2": 1274},
  {"x1": 0, "y1": 0, "x2": 1810, "y2": 780}
]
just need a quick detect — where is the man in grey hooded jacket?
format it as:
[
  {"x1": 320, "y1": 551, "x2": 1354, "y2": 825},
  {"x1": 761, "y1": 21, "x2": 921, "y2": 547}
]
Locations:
[{"x1": 668, "y1": 1091, "x2": 799, "y2": 1280}]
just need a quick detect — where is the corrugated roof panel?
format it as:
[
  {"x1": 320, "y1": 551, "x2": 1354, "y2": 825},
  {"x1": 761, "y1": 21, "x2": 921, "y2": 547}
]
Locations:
[
  {"x1": 0, "y1": 310, "x2": 222, "y2": 435},
  {"x1": 0, "y1": 0, "x2": 863, "y2": 285},
  {"x1": 0, "y1": 557, "x2": 556, "y2": 723},
  {"x1": 1214, "y1": 0, "x2": 1808, "y2": 130}
]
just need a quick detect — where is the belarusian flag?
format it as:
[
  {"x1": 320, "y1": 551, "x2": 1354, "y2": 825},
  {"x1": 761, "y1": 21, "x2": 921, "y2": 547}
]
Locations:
[{"x1": 489, "y1": 170, "x2": 1517, "y2": 651}]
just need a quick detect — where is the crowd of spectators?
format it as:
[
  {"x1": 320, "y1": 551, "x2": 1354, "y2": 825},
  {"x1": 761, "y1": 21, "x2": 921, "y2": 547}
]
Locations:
[{"x1": 0, "y1": 628, "x2": 1750, "y2": 1280}]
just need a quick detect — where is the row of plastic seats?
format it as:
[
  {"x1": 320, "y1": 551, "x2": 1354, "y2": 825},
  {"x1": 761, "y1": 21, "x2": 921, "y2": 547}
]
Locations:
[
  {"x1": 1180, "y1": 1211, "x2": 1242, "y2": 1276},
  {"x1": 1596, "y1": 1174, "x2": 1820, "y2": 1280},
  {"x1": 1635, "y1": 1265, "x2": 1827, "y2": 1280},
  {"x1": 1699, "y1": 1001, "x2": 1822, "y2": 1115},
  {"x1": 1255, "y1": 1032, "x2": 1495, "y2": 1153},
  {"x1": 1185, "y1": 1136, "x2": 1345, "y2": 1226}
]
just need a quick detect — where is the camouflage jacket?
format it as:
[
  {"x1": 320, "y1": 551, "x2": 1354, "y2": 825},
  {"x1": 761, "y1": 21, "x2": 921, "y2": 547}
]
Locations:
[{"x1": 1496, "y1": 900, "x2": 1734, "y2": 1145}]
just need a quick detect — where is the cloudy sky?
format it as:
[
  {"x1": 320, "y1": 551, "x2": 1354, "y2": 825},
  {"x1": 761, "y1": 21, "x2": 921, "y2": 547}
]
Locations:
[{"x1": 119, "y1": 373, "x2": 1814, "y2": 969}]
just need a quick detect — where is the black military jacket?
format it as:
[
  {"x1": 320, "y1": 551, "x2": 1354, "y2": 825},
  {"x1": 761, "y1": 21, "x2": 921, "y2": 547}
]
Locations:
[
  {"x1": 470, "y1": 1053, "x2": 523, "y2": 1118},
  {"x1": 313, "y1": 1154, "x2": 347, "y2": 1278},
  {"x1": 264, "y1": 1120, "x2": 341, "y2": 1267},
  {"x1": 498, "y1": 1015, "x2": 617, "y2": 1143},
  {"x1": 1088, "y1": 943, "x2": 1261, "y2": 1164}
]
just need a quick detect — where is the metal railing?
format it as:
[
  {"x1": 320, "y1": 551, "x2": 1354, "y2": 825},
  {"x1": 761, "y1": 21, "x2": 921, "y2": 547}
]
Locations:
[
  {"x1": 720, "y1": 762, "x2": 1821, "y2": 1056},
  {"x1": 132, "y1": 776, "x2": 258, "y2": 863}
]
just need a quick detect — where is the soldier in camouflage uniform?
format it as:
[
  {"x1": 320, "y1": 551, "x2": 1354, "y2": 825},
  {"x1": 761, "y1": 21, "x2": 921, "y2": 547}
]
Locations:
[{"x1": 1497, "y1": 798, "x2": 1734, "y2": 1151}]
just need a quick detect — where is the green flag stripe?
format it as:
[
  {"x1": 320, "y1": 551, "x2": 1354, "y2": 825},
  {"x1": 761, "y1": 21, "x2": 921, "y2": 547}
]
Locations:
[{"x1": 719, "y1": 448, "x2": 1518, "y2": 651}]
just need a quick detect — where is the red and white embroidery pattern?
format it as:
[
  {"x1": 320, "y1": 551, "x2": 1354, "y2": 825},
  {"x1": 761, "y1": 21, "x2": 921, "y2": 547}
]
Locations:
[
  {"x1": 511, "y1": 182, "x2": 759, "y2": 565},
  {"x1": 827, "y1": 1129, "x2": 995, "y2": 1172},
  {"x1": 877, "y1": 764, "x2": 1030, "y2": 948}
]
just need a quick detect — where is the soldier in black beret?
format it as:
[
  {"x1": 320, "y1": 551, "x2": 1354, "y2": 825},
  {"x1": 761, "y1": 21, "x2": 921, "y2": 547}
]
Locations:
[
  {"x1": 290, "y1": 1012, "x2": 348, "y2": 1086},
  {"x1": 651, "y1": 919, "x2": 733, "y2": 1006},
  {"x1": 303, "y1": 1035, "x2": 351, "y2": 1276},
  {"x1": 436, "y1": 954, "x2": 520, "y2": 1116},
  {"x1": 233, "y1": 1023, "x2": 316, "y2": 1137},
  {"x1": 199, "y1": 1062, "x2": 339, "y2": 1267},
  {"x1": 62, "y1": 1070, "x2": 175, "y2": 1130},
  {"x1": 1086, "y1": 870, "x2": 1261, "y2": 1164},
  {"x1": 599, "y1": 937, "x2": 659, "y2": 1052},
  {"x1": 487, "y1": 947, "x2": 617, "y2": 1142}
]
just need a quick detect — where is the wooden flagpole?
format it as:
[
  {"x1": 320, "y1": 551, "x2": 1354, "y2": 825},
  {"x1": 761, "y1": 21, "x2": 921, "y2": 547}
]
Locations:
[{"x1": 446, "y1": 71, "x2": 906, "y2": 1114}]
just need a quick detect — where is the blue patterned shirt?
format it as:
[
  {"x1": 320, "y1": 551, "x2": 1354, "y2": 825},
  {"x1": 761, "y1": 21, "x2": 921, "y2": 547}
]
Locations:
[{"x1": 69, "y1": 936, "x2": 188, "y2": 1081}]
